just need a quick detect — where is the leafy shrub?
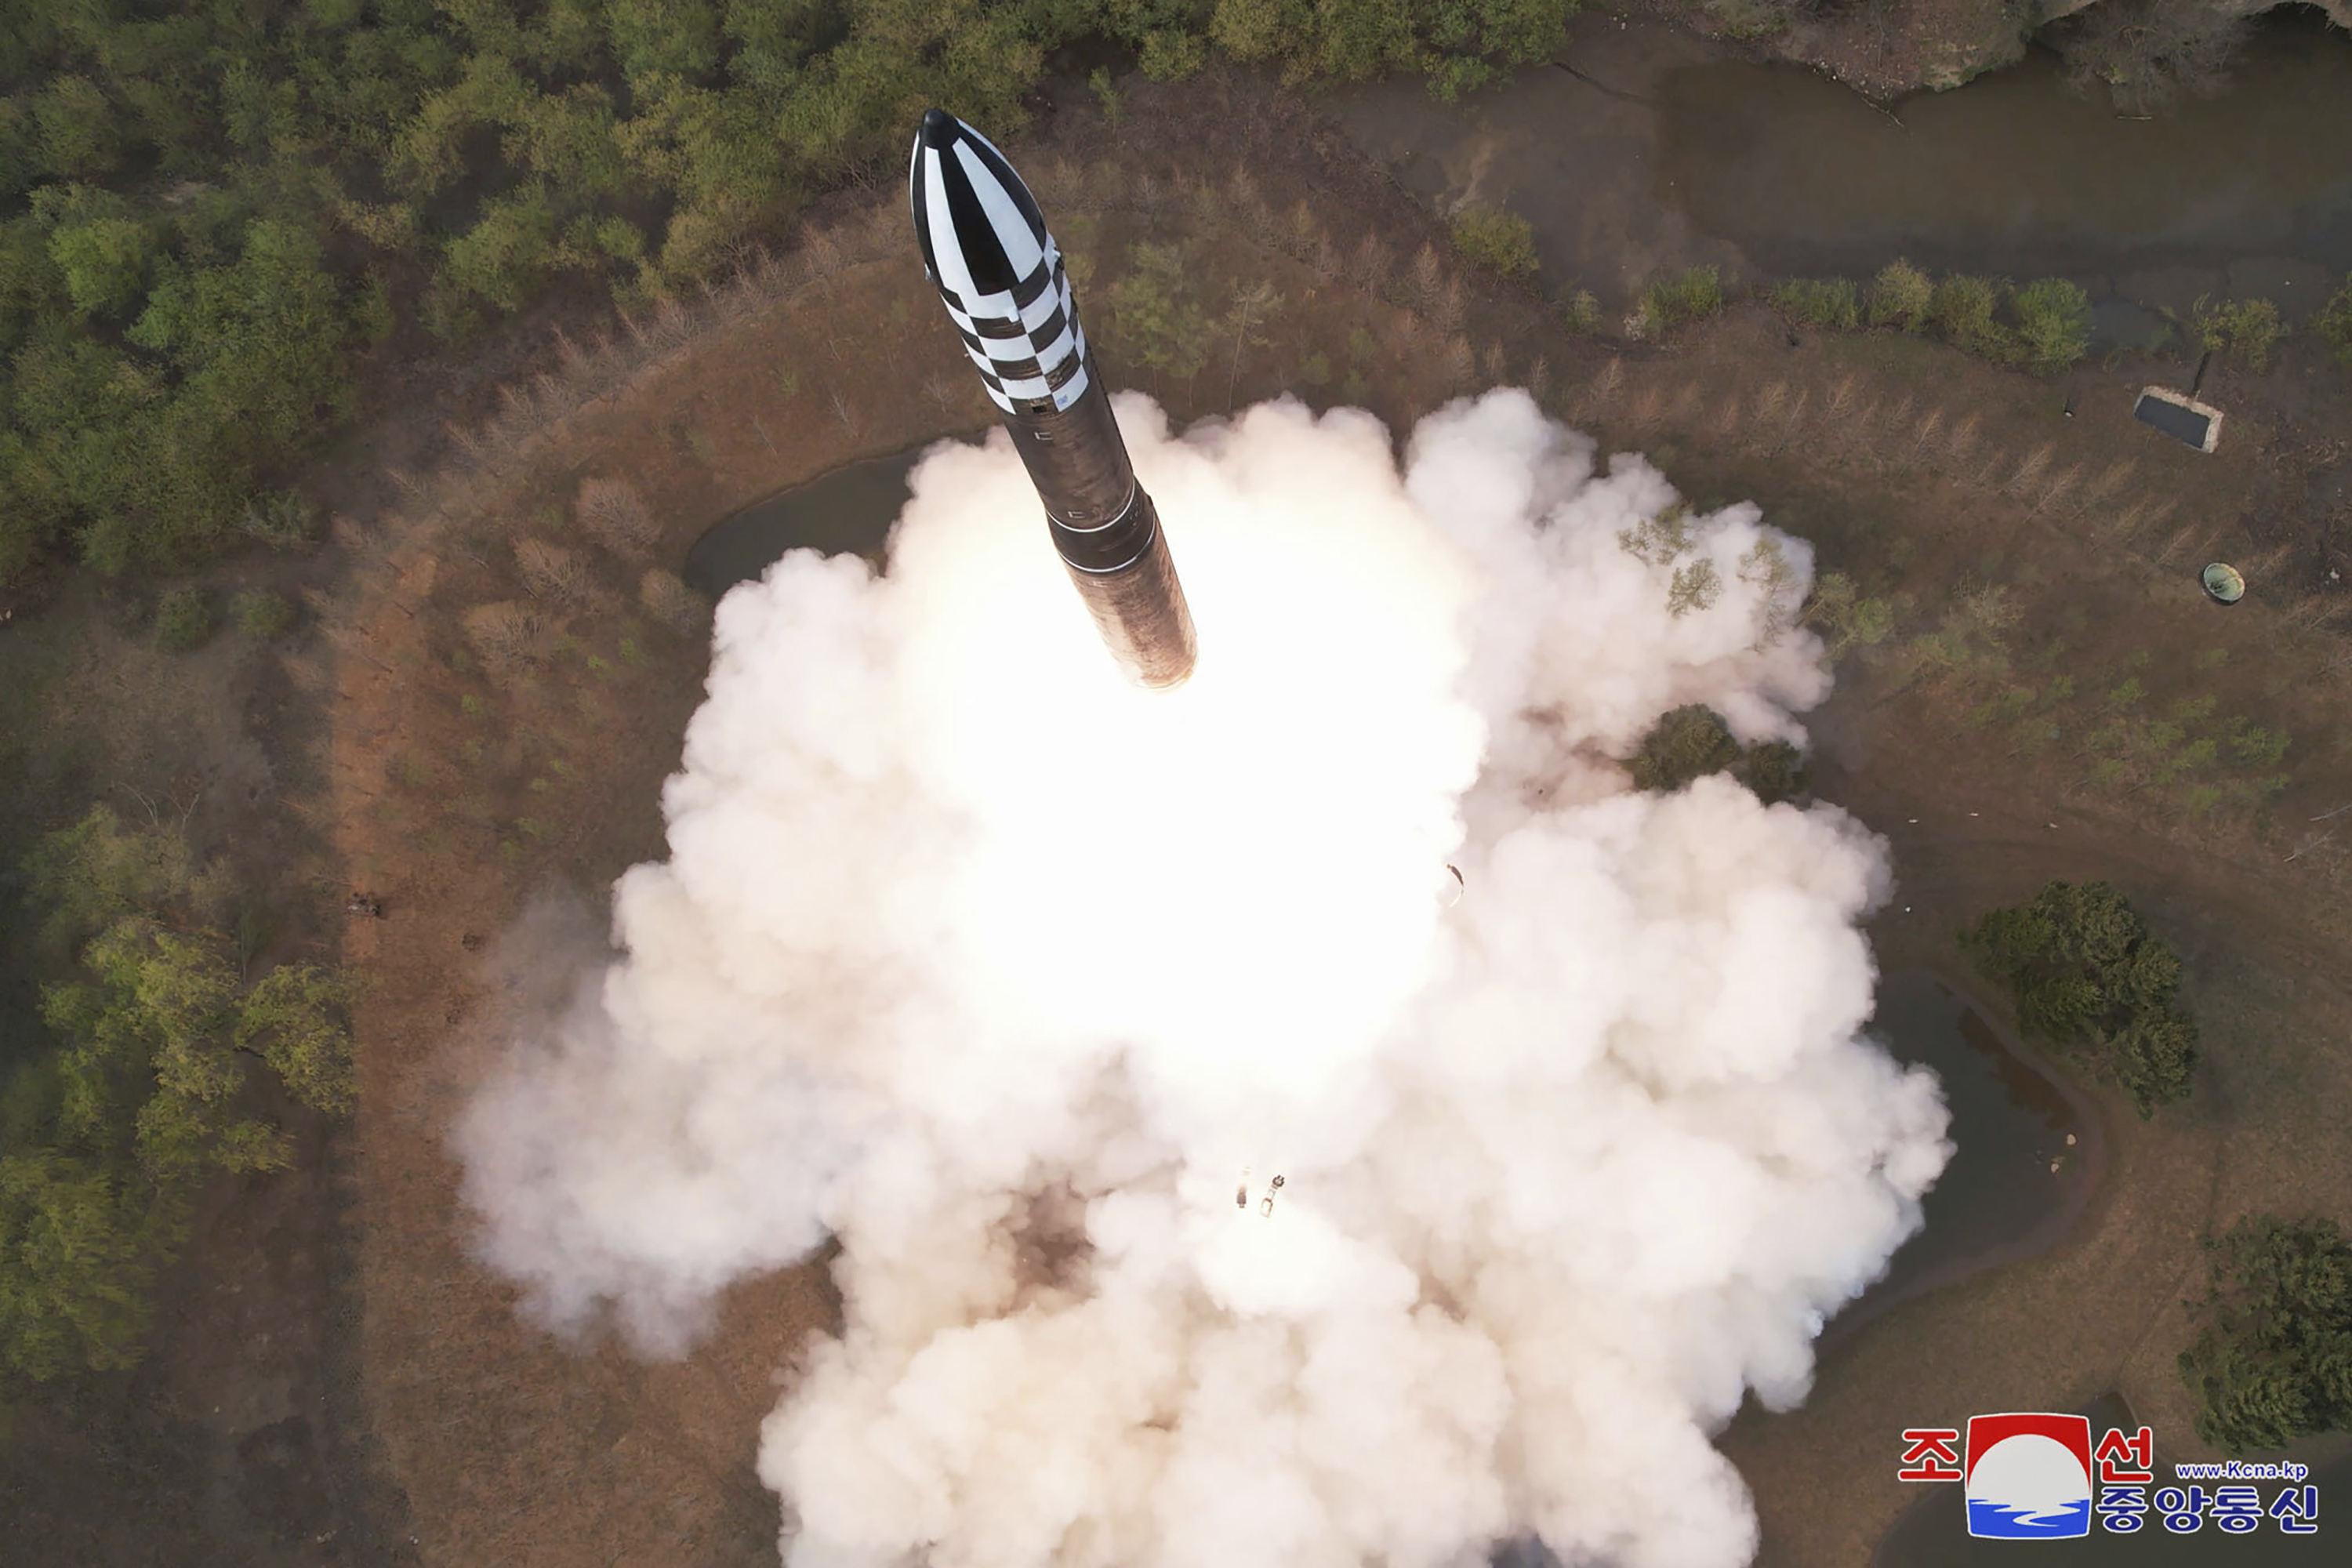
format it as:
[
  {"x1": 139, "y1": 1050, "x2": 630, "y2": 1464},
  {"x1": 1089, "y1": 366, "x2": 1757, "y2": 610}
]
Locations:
[
  {"x1": 2179, "y1": 1216, "x2": 2352, "y2": 1454},
  {"x1": 2191, "y1": 295, "x2": 2286, "y2": 372},
  {"x1": 1559, "y1": 288, "x2": 1600, "y2": 334},
  {"x1": 1928, "y1": 274, "x2": 2011, "y2": 359},
  {"x1": 230, "y1": 589, "x2": 293, "y2": 641},
  {"x1": 1449, "y1": 206, "x2": 1539, "y2": 278},
  {"x1": 1961, "y1": 879, "x2": 2198, "y2": 1115},
  {"x1": 2009, "y1": 278, "x2": 2092, "y2": 372},
  {"x1": 1105, "y1": 243, "x2": 1214, "y2": 380},
  {"x1": 2318, "y1": 274, "x2": 2352, "y2": 367},
  {"x1": 1639, "y1": 265, "x2": 1725, "y2": 338},
  {"x1": 153, "y1": 586, "x2": 216, "y2": 652},
  {"x1": 1628, "y1": 705, "x2": 1809, "y2": 804},
  {"x1": 1769, "y1": 277, "x2": 1859, "y2": 331},
  {"x1": 1138, "y1": 29, "x2": 1206, "y2": 82},
  {"x1": 1867, "y1": 260, "x2": 1934, "y2": 331}
]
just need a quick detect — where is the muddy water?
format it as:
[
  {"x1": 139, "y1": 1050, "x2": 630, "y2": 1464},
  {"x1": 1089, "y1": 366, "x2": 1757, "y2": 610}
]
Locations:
[
  {"x1": 1656, "y1": 15, "x2": 2352, "y2": 292},
  {"x1": 1328, "y1": 11, "x2": 2352, "y2": 317},
  {"x1": 1833, "y1": 971, "x2": 2100, "y2": 1342},
  {"x1": 682, "y1": 446, "x2": 926, "y2": 596}
]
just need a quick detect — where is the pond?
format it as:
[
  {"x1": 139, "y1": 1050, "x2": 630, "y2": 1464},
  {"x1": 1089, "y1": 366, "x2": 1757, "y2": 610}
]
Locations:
[
  {"x1": 1655, "y1": 13, "x2": 2352, "y2": 292},
  {"x1": 683, "y1": 446, "x2": 931, "y2": 597},
  {"x1": 1327, "y1": 10, "x2": 2352, "y2": 324},
  {"x1": 1832, "y1": 970, "x2": 2102, "y2": 1346}
]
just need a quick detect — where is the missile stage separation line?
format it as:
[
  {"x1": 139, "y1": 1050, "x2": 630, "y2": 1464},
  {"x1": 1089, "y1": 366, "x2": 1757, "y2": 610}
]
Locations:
[{"x1": 908, "y1": 108, "x2": 1199, "y2": 690}]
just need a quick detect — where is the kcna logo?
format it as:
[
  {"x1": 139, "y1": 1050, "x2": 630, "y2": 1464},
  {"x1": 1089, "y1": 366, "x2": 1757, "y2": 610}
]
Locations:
[
  {"x1": 1962, "y1": 1414, "x2": 2096, "y2": 1539},
  {"x1": 1901, "y1": 1412, "x2": 2321, "y2": 1538},
  {"x1": 1900, "y1": 1413, "x2": 2094, "y2": 1539}
]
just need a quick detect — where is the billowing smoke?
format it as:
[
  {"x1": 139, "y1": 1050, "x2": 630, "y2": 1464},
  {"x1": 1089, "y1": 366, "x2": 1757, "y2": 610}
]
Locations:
[{"x1": 457, "y1": 390, "x2": 1951, "y2": 1568}]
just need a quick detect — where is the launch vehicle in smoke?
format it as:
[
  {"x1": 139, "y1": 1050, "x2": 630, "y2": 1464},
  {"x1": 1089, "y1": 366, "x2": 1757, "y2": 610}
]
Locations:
[{"x1": 909, "y1": 108, "x2": 1199, "y2": 689}]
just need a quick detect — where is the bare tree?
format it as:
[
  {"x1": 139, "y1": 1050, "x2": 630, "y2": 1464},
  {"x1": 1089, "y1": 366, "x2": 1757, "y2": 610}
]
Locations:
[
  {"x1": 514, "y1": 539, "x2": 596, "y2": 606},
  {"x1": 639, "y1": 568, "x2": 706, "y2": 633},
  {"x1": 575, "y1": 476, "x2": 659, "y2": 556},
  {"x1": 463, "y1": 601, "x2": 543, "y2": 680},
  {"x1": 2051, "y1": 0, "x2": 2249, "y2": 115}
]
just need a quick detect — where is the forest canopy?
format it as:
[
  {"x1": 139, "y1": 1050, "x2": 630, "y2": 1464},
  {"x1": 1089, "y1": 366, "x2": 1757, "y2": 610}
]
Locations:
[
  {"x1": 2180, "y1": 1215, "x2": 2352, "y2": 1454},
  {"x1": 0, "y1": 0, "x2": 1577, "y2": 590},
  {"x1": 0, "y1": 804, "x2": 354, "y2": 1381}
]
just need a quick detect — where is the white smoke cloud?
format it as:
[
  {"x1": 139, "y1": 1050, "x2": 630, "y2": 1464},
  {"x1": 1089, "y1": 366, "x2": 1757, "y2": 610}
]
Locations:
[{"x1": 456, "y1": 390, "x2": 1951, "y2": 1568}]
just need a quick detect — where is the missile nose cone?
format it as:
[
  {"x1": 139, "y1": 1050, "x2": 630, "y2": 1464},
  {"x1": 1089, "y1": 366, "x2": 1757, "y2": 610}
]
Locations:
[
  {"x1": 908, "y1": 108, "x2": 1050, "y2": 306},
  {"x1": 918, "y1": 107, "x2": 960, "y2": 149}
]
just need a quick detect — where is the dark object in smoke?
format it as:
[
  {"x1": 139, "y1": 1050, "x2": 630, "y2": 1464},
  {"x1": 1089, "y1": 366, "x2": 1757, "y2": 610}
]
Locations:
[
  {"x1": 1260, "y1": 1175, "x2": 1283, "y2": 1218},
  {"x1": 908, "y1": 108, "x2": 1198, "y2": 689},
  {"x1": 1627, "y1": 704, "x2": 1809, "y2": 805}
]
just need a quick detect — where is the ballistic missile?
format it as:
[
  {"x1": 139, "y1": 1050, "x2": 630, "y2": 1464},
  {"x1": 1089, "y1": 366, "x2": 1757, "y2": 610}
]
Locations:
[{"x1": 909, "y1": 108, "x2": 1198, "y2": 689}]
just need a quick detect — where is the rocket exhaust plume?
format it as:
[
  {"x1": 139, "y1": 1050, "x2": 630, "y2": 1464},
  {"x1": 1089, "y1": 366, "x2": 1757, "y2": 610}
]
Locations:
[
  {"x1": 909, "y1": 107, "x2": 1197, "y2": 689},
  {"x1": 458, "y1": 390, "x2": 1953, "y2": 1568}
]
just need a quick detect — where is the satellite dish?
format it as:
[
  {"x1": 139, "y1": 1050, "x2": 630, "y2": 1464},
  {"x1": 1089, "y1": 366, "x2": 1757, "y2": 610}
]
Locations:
[{"x1": 2200, "y1": 563, "x2": 2245, "y2": 605}]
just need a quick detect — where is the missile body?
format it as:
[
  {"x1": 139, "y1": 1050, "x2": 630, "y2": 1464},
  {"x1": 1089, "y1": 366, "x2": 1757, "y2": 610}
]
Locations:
[{"x1": 909, "y1": 109, "x2": 1198, "y2": 689}]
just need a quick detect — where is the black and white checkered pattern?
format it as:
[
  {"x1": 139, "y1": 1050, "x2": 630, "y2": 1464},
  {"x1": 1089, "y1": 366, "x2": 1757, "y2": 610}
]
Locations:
[{"x1": 909, "y1": 114, "x2": 1091, "y2": 416}]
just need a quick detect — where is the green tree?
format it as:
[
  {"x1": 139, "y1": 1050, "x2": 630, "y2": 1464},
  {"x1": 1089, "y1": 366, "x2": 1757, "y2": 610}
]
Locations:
[
  {"x1": 1106, "y1": 242, "x2": 1214, "y2": 383},
  {"x1": 2190, "y1": 295, "x2": 2286, "y2": 372},
  {"x1": 1867, "y1": 259, "x2": 1933, "y2": 331},
  {"x1": 1961, "y1": 880, "x2": 2199, "y2": 1114},
  {"x1": 1627, "y1": 705, "x2": 1808, "y2": 804},
  {"x1": 439, "y1": 185, "x2": 560, "y2": 314},
  {"x1": 2009, "y1": 278, "x2": 2092, "y2": 372},
  {"x1": 1802, "y1": 571, "x2": 1897, "y2": 659},
  {"x1": 1639, "y1": 265, "x2": 1723, "y2": 337},
  {"x1": 32, "y1": 76, "x2": 124, "y2": 182},
  {"x1": 1928, "y1": 274, "x2": 2010, "y2": 359},
  {"x1": 0, "y1": 1151, "x2": 154, "y2": 1381},
  {"x1": 1450, "y1": 206, "x2": 1539, "y2": 277},
  {"x1": 1769, "y1": 277, "x2": 1858, "y2": 332},
  {"x1": 47, "y1": 213, "x2": 158, "y2": 320},
  {"x1": 2179, "y1": 1217, "x2": 2352, "y2": 1454},
  {"x1": 235, "y1": 966, "x2": 357, "y2": 1116},
  {"x1": 2317, "y1": 274, "x2": 2352, "y2": 368}
]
